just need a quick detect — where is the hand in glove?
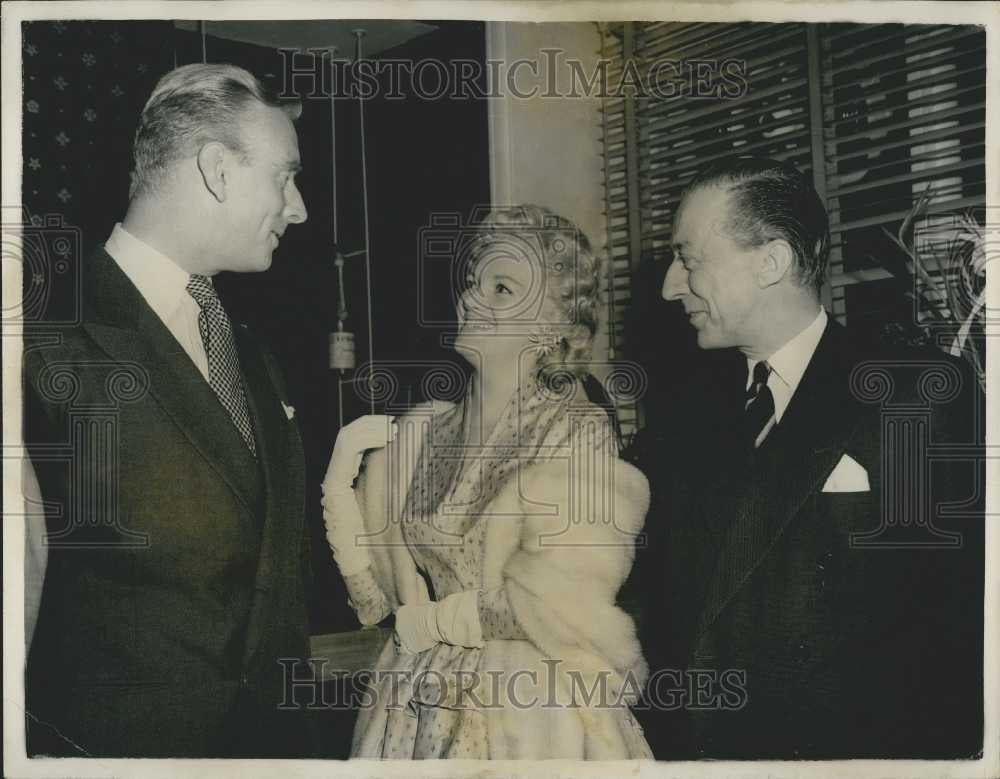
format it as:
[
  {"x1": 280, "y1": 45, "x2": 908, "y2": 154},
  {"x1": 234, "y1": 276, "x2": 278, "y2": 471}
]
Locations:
[
  {"x1": 321, "y1": 415, "x2": 396, "y2": 576},
  {"x1": 323, "y1": 414, "x2": 397, "y2": 493},
  {"x1": 394, "y1": 590, "x2": 484, "y2": 654}
]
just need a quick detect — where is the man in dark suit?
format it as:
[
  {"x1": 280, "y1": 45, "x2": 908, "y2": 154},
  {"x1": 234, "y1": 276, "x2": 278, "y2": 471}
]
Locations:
[
  {"x1": 24, "y1": 63, "x2": 312, "y2": 757},
  {"x1": 629, "y1": 157, "x2": 983, "y2": 759}
]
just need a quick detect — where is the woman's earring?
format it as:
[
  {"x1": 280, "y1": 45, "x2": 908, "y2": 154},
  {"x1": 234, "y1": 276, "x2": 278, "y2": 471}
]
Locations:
[{"x1": 529, "y1": 325, "x2": 563, "y2": 358}]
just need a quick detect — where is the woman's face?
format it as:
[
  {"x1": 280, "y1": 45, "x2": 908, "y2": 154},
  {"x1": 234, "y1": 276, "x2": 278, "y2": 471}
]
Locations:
[{"x1": 453, "y1": 239, "x2": 555, "y2": 373}]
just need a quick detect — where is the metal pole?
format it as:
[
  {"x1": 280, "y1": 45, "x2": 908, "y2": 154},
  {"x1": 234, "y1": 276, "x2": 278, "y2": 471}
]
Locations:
[
  {"x1": 353, "y1": 29, "x2": 375, "y2": 415},
  {"x1": 329, "y1": 48, "x2": 338, "y2": 246}
]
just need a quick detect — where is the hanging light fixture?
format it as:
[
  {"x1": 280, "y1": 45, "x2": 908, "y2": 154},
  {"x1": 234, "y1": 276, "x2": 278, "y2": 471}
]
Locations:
[
  {"x1": 328, "y1": 32, "x2": 377, "y2": 420},
  {"x1": 329, "y1": 251, "x2": 356, "y2": 372},
  {"x1": 327, "y1": 46, "x2": 357, "y2": 376}
]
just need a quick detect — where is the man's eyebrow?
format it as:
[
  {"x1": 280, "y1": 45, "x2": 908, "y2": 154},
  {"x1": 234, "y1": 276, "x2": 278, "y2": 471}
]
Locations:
[{"x1": 276, "y1": 160, "x2": 302, "y2": 172}]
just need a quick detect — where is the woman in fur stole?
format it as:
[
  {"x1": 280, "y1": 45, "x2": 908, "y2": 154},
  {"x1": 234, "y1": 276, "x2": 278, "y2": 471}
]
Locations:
[{"x1": 322, "y1": 205, "x2": 653, "y2": 759}]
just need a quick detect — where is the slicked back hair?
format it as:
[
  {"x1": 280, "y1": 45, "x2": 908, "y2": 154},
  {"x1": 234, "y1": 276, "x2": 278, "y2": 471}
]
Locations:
[
  {"x1": 130, "y1": 63, "x2": 301, "y2": 198},
  {"x1": 679, "y1": 156, "x2": 830, "y2": 294}
]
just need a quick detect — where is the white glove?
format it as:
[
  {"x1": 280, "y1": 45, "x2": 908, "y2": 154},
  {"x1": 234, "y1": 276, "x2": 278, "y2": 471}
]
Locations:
[
  {"x1": 323, "y1": 414, "x2": 396, "y2": 493},
  {"x1": 394, "y1": 590, "x2": 484, "y2": 654},
  {"x1": 394, "y1": 601, "x2": 443, "y2": 654},
  {"x1": 321, "y1": 488, "x2": 372, "y2": 577},
  {"x1": 321, "y1": 415, "x2": 396, "y2": 576}
]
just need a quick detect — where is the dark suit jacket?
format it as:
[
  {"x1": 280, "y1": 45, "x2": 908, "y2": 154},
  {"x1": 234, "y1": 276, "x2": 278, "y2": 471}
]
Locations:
[
  {"x1": 24, "y1": 247, "x2": 312, "y2": 757},
  {"x1": 629, "y1": 319, "x2": 984, "y2": 759}
]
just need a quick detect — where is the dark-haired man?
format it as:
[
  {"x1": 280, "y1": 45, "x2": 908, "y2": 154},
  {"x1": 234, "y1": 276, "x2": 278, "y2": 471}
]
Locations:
[
  {"x1": 630, "y1": 157, "x2": 983, "y2": 759},
  {"x1": 24, "y1": 64, "x2": 311, "y2": 757}
]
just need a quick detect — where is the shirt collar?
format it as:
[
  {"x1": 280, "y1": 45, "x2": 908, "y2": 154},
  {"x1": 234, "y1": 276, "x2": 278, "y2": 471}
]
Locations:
[
  {"x1": 104, "y1": 223, "x2": 197, "y2": 319},
  {"x1": 747, "y1": 307, "x2": 827, "y2": 419}
]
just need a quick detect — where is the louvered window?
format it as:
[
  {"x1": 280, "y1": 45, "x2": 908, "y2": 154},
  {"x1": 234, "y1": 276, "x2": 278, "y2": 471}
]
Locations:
[
  {"x1": 600, "y1": 22, "x2": 986, "y2": 433},
  {"x1": 820, "y1": 23, "x2": 987, "y2": 337}
]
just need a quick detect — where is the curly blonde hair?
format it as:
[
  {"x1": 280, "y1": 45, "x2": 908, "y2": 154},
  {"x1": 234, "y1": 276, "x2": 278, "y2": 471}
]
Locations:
[{"x1": 469, "y1": 204, "x2": 602, "y2": 382}]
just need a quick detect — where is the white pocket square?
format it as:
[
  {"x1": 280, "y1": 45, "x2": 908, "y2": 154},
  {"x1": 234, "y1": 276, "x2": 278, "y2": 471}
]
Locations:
[
  {"x1": 822, "y1": 454, "x2": 870, "y2": 493},
  {"x1": 281, "y1": 401, "x2": 295, "y2": 421}
]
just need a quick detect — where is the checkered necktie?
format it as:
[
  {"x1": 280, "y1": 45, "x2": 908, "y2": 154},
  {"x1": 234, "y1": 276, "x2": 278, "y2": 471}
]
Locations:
[
  {"x1": 745, "y1": 360, "x2": 775, "y2": 449},
  {"x1": 186, "y1": 274, "x2": 257, "y2": 457}
]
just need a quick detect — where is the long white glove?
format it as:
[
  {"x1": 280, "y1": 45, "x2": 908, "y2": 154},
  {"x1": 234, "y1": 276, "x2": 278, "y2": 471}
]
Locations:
[
  {"x1": 321, "y1": 415, "x2": 396, "y2": 576},
  {"x1": 394, "y1": 590, "x2": 484, "y2": 654}
]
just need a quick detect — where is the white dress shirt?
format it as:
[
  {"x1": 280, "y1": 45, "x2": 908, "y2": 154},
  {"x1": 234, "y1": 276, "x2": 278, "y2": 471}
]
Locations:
[
  {"x1": 104, "y1": 223, "x2": 209, "y2": 381},
  {"x1": 747, "y1": 307, "x2": 828, "y2": 441}
]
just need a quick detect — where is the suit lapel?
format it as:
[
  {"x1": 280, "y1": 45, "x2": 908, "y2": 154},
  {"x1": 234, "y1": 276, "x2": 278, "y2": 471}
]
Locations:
[
  {"x1": 693, "y1": 321, "x2": 865, "y2": 643},
  {"x1": 81, "y1": 248, "x2": 260, "y2": 514},
  {"x1": 82, "y1": 247, "x2": 306, "y2": 669},
  {"x1": 235, "y1": 328, "x2": 305, "y2": 666}
]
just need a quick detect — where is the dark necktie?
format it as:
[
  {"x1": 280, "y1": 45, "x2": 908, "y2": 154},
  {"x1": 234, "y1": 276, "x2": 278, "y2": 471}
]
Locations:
[
  {"x1": 186, "y1": 274, "x2": 257, "y2": 457},
  {"x1": 745, "y1": 360, "x2": 775, "y2": 449}
]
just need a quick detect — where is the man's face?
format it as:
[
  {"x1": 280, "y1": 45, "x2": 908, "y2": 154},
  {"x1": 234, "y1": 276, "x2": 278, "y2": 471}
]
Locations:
[
  {"x1": 662, "y1": 185, "x2": 761, "y2": 351},
  {"x1": 218, "y1": 104, "x2": 307, "y2": 273}
]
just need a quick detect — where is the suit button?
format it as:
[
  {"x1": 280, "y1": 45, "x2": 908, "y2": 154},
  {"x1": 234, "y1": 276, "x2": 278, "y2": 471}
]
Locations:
[
  {"x1": 796, "y1": 642, "x2": 811, "y2": 663},
  {"x1": 240, "y1": 671, "x2": 249, "y2": 688}
]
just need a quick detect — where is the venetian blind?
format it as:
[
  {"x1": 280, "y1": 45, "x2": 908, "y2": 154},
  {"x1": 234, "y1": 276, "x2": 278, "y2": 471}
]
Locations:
[{"x1": 819, "y1": 23, "x2": 987, "y2": 335}]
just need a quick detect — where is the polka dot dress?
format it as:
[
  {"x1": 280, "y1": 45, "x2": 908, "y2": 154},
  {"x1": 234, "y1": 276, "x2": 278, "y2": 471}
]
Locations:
[
  {"x1": 364, "y1": 375, "x2": 591, "y2": 759},
  {"x1": 390, "y1": 400, "x2": 493, "y2": 758}
]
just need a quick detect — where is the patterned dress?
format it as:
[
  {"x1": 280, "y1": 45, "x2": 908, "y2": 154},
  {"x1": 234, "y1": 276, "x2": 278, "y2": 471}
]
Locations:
[{"x1": 344, "y1": 381, "x2": 547, "y2": 758}]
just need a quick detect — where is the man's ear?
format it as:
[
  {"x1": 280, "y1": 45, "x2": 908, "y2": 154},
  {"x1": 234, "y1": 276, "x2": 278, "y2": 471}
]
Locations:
[
  {"x1": 756, "y1": 239, "x2": 795, "y2": 288},
  {"x1": 196, "y1": 142, "x2": 228, "y2": 203}
]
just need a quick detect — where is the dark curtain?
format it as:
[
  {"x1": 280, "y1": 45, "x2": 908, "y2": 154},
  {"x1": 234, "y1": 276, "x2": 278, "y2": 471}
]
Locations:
[{"x1": 21, "y1": 20, "x2": 176, "y2": 251}]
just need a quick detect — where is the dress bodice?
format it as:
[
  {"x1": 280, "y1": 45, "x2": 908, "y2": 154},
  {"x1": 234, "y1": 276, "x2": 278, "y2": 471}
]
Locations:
[{"x1": 401, "y1": 386, "x2": 529, "y2": 599}]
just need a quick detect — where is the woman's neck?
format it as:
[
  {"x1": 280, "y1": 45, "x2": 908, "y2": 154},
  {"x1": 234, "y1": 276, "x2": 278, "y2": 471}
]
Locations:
[{"x1": 466, "y1": 364, "x2": 522, "y2": 445}]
